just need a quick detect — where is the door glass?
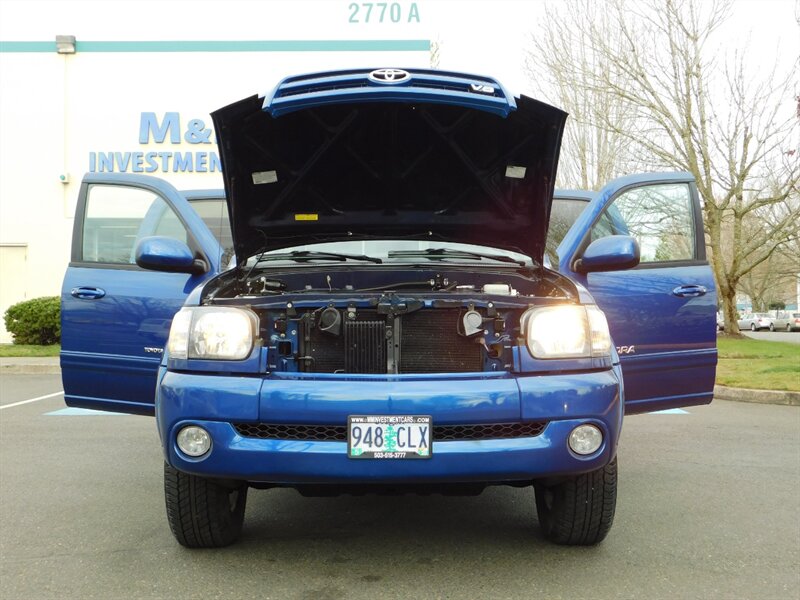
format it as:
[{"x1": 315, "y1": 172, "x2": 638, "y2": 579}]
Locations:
[
  {"x1": 81, "y1": 185, "x2": 188, "y2": 264},
  {"x1": 187, "y1": 198, "x2": 234, "y2": 264},
  {"x1": 546, "y1": 198, "x2": 589, "y2": 263},
  {"x1": 591, "y1": 183, "x2": 695, "y2": 263}
]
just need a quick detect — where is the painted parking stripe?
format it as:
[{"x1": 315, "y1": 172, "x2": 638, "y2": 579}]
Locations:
[
  {"x1": 649, "y1": 408, "x2": 689, "y2": 415},
  {"x1": 0, "y1": 391, "x2": 63, "y2": 410},
  {"x1": 45, "y1": 407, "x2": 126, "y2": 416}
]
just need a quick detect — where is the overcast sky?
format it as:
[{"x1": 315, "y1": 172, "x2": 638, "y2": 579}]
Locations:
[
  {"x1": 1, "y1": 0, "x2": 797, "y2": 98},
  {"x1": 423, "y1": 0, "x2": 798, "y2": 96}
]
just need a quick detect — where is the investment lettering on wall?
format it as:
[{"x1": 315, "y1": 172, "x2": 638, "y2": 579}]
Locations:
[{"x1": 88, "y1": 113, "x2": 221, "y2": 173}]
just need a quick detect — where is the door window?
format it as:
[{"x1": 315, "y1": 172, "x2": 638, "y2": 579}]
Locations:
[
  {"x1": 545, "y1": 198, "x2": 589, "y2": 264},
  {"x1": 81, "y1": 185, "x2": 188, "y2": 264},
  {"x1": 590, "y1": 183, "x2": 695, "y2": 263},
  {"x1": 187, "y1": 198, "x2": 234, "y2": 265}
]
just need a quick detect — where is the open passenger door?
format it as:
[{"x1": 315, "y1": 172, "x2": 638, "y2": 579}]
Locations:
[
  {"x1": 61, "y1": 174, "x2": 223, "y2": 415},
  {"x1": 557, "y1": 173, "x2": 717, "y2": 414}
]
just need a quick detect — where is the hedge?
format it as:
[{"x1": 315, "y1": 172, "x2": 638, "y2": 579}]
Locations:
[{"x1": 3, "y1": 296, "x2": 61, "y2": 345}]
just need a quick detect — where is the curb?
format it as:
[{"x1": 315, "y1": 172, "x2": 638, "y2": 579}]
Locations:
[
  {"x1": 0, "y1": 364, "x2": 61, "y2": 375},
  {"x1": 714, "y1": 385, "x2": 800, "y2": 407},
  {"x1": 0, "y1": 358, "x2": 61, "y2": 375}
]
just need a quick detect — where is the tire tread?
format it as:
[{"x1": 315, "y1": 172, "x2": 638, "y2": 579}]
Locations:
[
  {"x1": 163, "y1": 462, "x2": 247, "y2": 548},
  {"x1": 536, "y1": 457, "x2": 617, "y2": 545}
]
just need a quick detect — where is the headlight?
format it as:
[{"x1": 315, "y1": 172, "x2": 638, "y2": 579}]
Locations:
[
  {"x1": 167, "y1": 308, "x2": 192, "y2": 359},
  {"x1": 167, "y1": 307, "x2": 257, "y2": 360},
  {"x1": 521, "y1": 304, "x2": 611, "y2": 359}
]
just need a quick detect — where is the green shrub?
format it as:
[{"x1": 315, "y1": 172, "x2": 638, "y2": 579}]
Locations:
[{"x1": 4, "y1": 296, "x2": 61, "y2": 345}]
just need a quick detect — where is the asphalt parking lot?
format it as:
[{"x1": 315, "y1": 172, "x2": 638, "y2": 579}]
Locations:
[
  {"x1": 742, "y1": 330, "x2": 800, "y2": 344},
  {"x1": 1, "y1": 374, "x2": 799, "y2": 599}
]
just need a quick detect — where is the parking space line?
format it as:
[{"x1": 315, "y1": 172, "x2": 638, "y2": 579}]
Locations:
[
  {"x1": 45, "y1": 407, "x2": 126, "y2": 416},
  {"x1": 649, "y1": 408, "x2": 689, "y2": 414},
  {"x1": 0, "y1": 391, "x2": 64, "y2": 410}
]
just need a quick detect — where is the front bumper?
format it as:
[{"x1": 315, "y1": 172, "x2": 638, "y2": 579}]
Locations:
[{"x1": 156, "y1": 368, "x2": 623, "y2": 484}]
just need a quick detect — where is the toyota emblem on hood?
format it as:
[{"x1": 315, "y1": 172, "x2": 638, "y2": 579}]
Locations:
[{"x1": 368, "y1": 68, "x2": 410, "y2": 84}]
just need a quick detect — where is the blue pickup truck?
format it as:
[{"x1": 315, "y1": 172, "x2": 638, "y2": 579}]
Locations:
[{"x1": 61, "y1": 68, "x2": 717, "y2": 548}]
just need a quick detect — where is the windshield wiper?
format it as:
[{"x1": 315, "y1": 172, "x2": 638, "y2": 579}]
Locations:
[
  {"x1": 387, "y1": 248, "x2": 528, "y2": 267},
  {"x1": 251, "y1": 250, "x2": 383, "y2": 264}
]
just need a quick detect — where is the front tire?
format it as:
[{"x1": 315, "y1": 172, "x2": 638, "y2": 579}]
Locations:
[
  {"x1": 535, "y1": 457, "x2": 617, "y2": 545},
  {"x1": 164, "y1": 462, "x2": 248, "y2": 548},
  {"x1": 769, "y1": 323, "x2": 775, "y2": 332}
]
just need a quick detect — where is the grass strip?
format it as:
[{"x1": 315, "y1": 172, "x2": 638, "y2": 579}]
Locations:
[
  {"x1": 0, "y1": 344, "x2": 61, "y2": 357},
  {"x1": 717, "y1": 337, "x2": 800, "y2": 392}
]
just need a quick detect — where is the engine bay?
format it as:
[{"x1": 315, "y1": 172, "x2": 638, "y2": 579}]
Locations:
[{"x1": 202, "y1": 265, "x2": 577, "y2": 375}]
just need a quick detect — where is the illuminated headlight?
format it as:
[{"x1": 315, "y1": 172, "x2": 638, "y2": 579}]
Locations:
[
  {"x1": 521, "y1": 304, "x2": 611, "y2": 359},
  {"x1": 167, "y1": 307, "x2": 257, "y2": 360},
  {"x1": 167, "y1": 308, "x2": 192, "y2": 359}
]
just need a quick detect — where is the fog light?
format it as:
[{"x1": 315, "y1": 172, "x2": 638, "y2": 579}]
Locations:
[
  {"x1": 177, "y1": 426, "x2": 211, "y2": 457},
  {"x1": 568, "y1": 424, "x2": 603, "y2": 455}
]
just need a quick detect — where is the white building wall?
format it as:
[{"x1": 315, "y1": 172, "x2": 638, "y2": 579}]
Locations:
[{"x1": 0, "y1": 0, "x2": 429, "y2": 342}]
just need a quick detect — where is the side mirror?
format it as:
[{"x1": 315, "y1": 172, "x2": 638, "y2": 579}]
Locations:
[
  {"x1": 135, "y1": 236, "x2": 206, "y2": 275},
  {"x1": 575, "y1": 235, "x2": 640, "y2": 274}
]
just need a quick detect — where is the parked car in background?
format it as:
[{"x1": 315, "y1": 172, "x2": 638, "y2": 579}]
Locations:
[
  {"x1": 758, "y1": 314, "x2": 776, "y2": 331},
  {"x1": 716, "y1": 311, "x2": 724, "y2": 331},
  {"x1": 737, "y1": 313, "x2": 773, "y2": 331},
  {"x1": 771, "y1": 311, "x2": 800, "y2": 332}
]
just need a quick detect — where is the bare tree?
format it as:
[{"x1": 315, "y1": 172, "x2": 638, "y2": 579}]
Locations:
[
  {"x1": 524, "y1": 2, "x2": 640, "y2": 190},
  {"x1": 739, "y1": 193, "x2": 800, "y2": 311},
  {"x1": 738, "y1": 236, "x2": 800, "y2": 312},
  {"x1": 534, "y1": 0, "x2": 799, "y2": 333},
  {"x1": 429, "y1": 36, "x2": 441, "y2": 70}
]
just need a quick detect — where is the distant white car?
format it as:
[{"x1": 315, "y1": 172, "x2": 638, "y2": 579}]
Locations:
[
  {"x1": 737, "y1": 313, "x2": 772, "y2": 331},
  {"x1": 771, "y1": 312, "x2": 800, "y2": 332}
]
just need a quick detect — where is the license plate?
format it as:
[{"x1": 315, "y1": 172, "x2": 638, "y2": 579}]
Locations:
[{"x1": 347, "y1": 415, "x2": 432, "y2": 459}]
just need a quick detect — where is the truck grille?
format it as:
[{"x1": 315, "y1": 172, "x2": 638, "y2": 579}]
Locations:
[
  {"x1": 233, "y1": 422, "x2": 547, "y2": 442},
  {"x1": 399, "y1": 310, "x2": 482, "y2": 373},
  {"x1": 344, "y1": 320, "x2": 385, "y2": 374},
  {"x1": 302, "y1": 311, "x2": 384, "y2": 374},
  {"x1": 299, "y1": 309, "x2": 483, "y2": 374}
]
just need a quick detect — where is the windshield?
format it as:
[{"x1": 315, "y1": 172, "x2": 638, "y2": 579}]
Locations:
[
  {"x1": 245, "y1": 240, "x2": 533, "y2": 266},
  {"x1": 185, "y1": 196, "x2": 535, "y2": 269}
]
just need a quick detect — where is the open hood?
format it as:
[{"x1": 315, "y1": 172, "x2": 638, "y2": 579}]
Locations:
[{"x1": 211, "y1": 69, "x2": 567, "y2": 267}]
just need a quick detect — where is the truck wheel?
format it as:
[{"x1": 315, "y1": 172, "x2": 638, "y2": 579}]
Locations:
[
  {"x1": 164, "y1": 462, "x2": 247, "y2": 548},
  {"x1": 534, "y1": 457, "x2": 617, "y2": 545}
]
